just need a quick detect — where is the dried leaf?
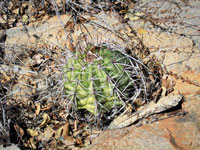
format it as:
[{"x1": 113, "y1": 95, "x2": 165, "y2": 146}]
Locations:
[
  {"x1": 40, "y1": 113, "x2": 50, "y2": 127},
  {"x1": 161, "y1": 75, "x2": 175, "y2": 96},
  {"x1": 119, "y1": 9, "x2": 128, "y2": 14},
  {"x1": 73, "y1": 129, "x2": 84, "y2": 137},
  {"x1": 64, "y1": 21, "x2": 74, "y2": 32},
  {"x1": 33, "y1": 54, "x2": 44, "y2": 64},
  {"x1": 134, "y1": 12, "x2": 144, "y2": 17},
  {"x1": 35, "y1": 103, "x2": 41, "y2": 115},
  {"x1": 22, "y1": 15, "x2": 28, "y2": 23},
  {"x1": 55, "y1": 122, "x2": 74, "y2": 146},
  {"x1": 124, "y1": 12, "x2": 144, "y2": 21},
  {"x1": 55, "y1": 127, "x2": 63, "y2": 139},
  {"x1": 14, "y1": 124, "x2": 24, "y2": 140},
  {"x1": 74, "y1": 120, "x2": 78, "y2": 131},
  {"x1": 22, "y1": 2, "x2": 29, "y2": 8},
  {"x1": 27, "y1": 128, "x2": 39, "y2": 137},
  {"x1": 88, "y1": 16, "x2": 97, "y2": 20},
  {"x1": 66, "y1": 40, "x2": 74, "y2": 51},
  {"x1": 162, "y1": 75, "x2": 170, "y2": 89},
  {"x1": 62, "y1": 122, "x2": 70, "y2": 140},
  {"x1": 37, "y1": 125, "x2": 55, "y2": 142},
  {"x1": 1, "y1": 74, "x2": 11, "y2": 83},
  {"x1": 55, "y1": 122, "x2": 69, "y2": 139},
  {"x1": 75, "y1": 137, "x2": 83, "y2": 145},
  {"x1": 161, "y1": 87, "x2": 167, "y2": 97},
  {"x1": 12, "y1": 8, "x2": 20, "y2": 15},
  {"x1": 41, "y1": 103, "x2": 52, "y2": 111},
  {"x1": 137, "y1": 28, "x2": 147, "y2": 35},
  {"x1": 125, "y1": 103, "x2": 133, "y2": 113},
  {"x1": 62, "y1": 135, "x2": 74, "y2": 146},
  {"x1": 28, "y1": 138, "x2": 37, "y2": 149}
]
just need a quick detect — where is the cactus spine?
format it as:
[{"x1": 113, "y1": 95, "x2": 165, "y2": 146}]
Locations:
[{"x1": 64, "y1": 46, "x2": 134, "y2": 115}]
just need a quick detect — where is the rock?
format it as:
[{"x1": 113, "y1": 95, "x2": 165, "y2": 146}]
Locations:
[
  {"x1": 171, "y1": 70, "x2": 200, "y2": 97},
  {"x1": 5, "y1": 11, "x2": 200, "y2": 76},
  {"x1": 136, "y1": 31, "x2": 200, "y2": 75},
  {"x1": 86, "y1": 95, "x2": 200, "y2": 150},
  {"x1": 5, "y1": 14, "x2": 72, "y2": 61},
  {"x1": 0, "y1": 145, "x2": 21, "y2": 150},
  {"x1": 5, "y1": 14, "x2": 71, "y2": 48},
  {"x1": 132, "y1": 0, "x2": 200, "y2": 47}
]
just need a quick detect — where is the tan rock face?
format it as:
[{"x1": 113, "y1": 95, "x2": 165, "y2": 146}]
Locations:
[
  {"x1": 5, "y1": 14, "x2": 71, "y2": 48},
  {"x1": 5, "y1": 11, "x2": 200, "y2": 74},
  {"x1": 87, "y1": 95, "x2": 200, "y2": 150},
  {"x1": 172, "y1": 71, "x2": 200, "y2": 97}
]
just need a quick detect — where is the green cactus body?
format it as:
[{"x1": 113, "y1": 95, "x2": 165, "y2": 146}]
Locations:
[{"x1": 64, "y1": 46, "x2": 132, "y2": 115}]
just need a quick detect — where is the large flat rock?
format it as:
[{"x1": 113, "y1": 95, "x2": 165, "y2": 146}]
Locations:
[{"x1": 86, "y1": 95, "x2": 200, "y2": 150}]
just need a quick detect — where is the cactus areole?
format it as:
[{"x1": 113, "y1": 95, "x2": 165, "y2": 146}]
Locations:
[{"x1": 64, "y1": 46, "x2": 135, "y2": 116}]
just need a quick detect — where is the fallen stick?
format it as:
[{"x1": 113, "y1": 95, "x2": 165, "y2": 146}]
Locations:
[{"x1": 108, "y1": 95, "x2": 183, "y2": 129}]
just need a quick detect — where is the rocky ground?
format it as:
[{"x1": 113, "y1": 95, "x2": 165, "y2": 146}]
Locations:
[{"x1": 0, "y1": 0, "x2": 200, "y2": 150}]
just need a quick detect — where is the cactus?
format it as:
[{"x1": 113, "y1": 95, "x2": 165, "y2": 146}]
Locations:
[{"x1": 63, "y1": 46, "x2": 134, "y2": 115}]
